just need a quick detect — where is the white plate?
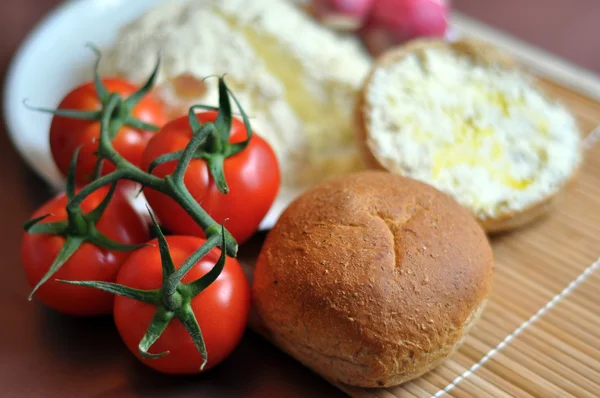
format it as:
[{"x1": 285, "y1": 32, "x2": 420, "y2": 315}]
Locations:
[{"x1": 3, "y1": 0, "x2": 294, "y2": 230}]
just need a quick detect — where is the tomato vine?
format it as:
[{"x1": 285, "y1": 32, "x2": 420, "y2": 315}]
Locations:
[{"x1": 24, "y1": 55, "x2": 253, "y2": 369}]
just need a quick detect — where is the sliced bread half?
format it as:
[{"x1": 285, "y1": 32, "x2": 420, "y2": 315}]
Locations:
[{"x1": 358, "y1": 39, "x2": 582, "y2": 232}]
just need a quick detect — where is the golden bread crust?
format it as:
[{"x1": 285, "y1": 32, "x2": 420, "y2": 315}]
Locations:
[{"x1": 253, "y1": 171, "x2": 493, "y2": 387}]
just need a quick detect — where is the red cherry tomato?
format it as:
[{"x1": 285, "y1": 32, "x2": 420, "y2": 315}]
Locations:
[
  {"x1": 142, "y1": 111, "x2": 280, "y2": 244},
  {"x1": 114, "y1": 236, "x2": 251, "y2": 373},
  {"x1": 21, "y1": 188, "x2": 149, "y2": 316},
  {"x1": 49, "y1": 78, "x2": 168, "y2": 185}
]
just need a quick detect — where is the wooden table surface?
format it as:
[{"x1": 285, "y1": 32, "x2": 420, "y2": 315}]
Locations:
[{"x1": 1, "y1": 1, "x2": 599, "y2": 397}]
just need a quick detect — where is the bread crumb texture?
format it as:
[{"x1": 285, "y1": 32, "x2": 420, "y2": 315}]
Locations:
[
  {"x1": 100, "y1": 0, "x2": 371, "y2": 191},
  {"x1": 253, "y1": 172, "x2": 493, "y2": 386},
  {"x1": 365, "y1": 45, "x2": 582, "y2": 219}
]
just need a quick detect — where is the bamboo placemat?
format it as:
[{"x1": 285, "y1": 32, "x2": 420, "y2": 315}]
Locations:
[
  {"x1": 237, "y1": 8, "x2": 600, "y2": 397},
  {"x1": 239, "y1": 78, "x2": 600, "y2": 397},
  {"x1": 332, "y1": 80, "x2": 600, "y2": 398}
]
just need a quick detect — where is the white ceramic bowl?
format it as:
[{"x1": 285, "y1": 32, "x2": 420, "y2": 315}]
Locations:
[{"x1": 3, "y1": 0, "x2": 295, "y2": 229}]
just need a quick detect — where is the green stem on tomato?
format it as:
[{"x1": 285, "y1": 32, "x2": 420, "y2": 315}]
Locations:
[
  {"x1": 178, "y1": 303, "x2": 210, "y2": 370},
  {"x1": 29, "y1": 236, "x2": 85, "y2": 300},
  {"x1": 169, "y1": 179, "x2": 237, "y2": 255},
  {"x1": 171, "y1": 124, "x2": 214, "y2": 182},
  {"x1": 163, "y1": 232, "x2": 221, "y2": 297},
  {"x1": 60, "y1": 211, "x2": 228, "y2": 370},
  {"x1": 206, "y1": 155, "x2": 228, "y2": 194},
  {"x1": 137, "y1": 306, "x2": 174, "y2": 359},
  {"x1": 69, "y1": 93, "x2": 238, "y2": 257},
  {"x1": 66, "y1": 170, "x2": 127, "y2": 211}
]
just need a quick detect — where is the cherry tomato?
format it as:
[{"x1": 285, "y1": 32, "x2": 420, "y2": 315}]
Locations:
[
  {"x1": 21, "y1": 188, "x2": 149, "y2": 316},
  {"x1": 142, "y1": 112, "x2": 280, "y2": 244},
  {"x1": 50, "y1": 78, "x2": 168, "y2": 185},
  {"x1": 114, "y1": 236, "x2": 251, "y2": 373}
]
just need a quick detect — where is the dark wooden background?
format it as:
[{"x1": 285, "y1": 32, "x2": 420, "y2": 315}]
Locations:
[{"x1": 0, "y1": 1, "x2": 598, "y2": 396}]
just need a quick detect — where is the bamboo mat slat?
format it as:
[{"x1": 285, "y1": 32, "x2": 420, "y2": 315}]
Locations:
[{"x1": 328, "y1": 80, "x2": 600, "y2": 398}]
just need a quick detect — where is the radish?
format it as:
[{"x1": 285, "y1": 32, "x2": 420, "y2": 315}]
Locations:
[
  {"x1": 309, "y1": 0, "x2": 375, "y2": 31},
  {"x1": 360, "y1": 0, "x2": 449, "y2": 55}
]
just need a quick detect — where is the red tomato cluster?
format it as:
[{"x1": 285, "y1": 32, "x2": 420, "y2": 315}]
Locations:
[{"x1": 21, "y1": 77, "x2": 280, "y2": 373}]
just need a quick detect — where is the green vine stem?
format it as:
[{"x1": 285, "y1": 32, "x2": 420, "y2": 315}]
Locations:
[
  {"x1": 24, "y1": 48, "x2": 163, "y2": 184},
  {"x1": 23, "y1": 51, "x2": 258, "y2": 368},
  {"x1": 63, "y1": 94, "x2": 238, "y2": 257},
  {"x1": 25, "y1": 150, "x2": 146, "y2": 299},
  {"x1": 60, "y1": 209, "x2": 228, "y2": 370}
]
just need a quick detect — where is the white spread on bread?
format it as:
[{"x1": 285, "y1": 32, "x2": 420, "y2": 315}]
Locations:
[
  {"x1": 364, "y1": 46, "x2": 582, "y2": 219},
  {"x1": 100, "y1": 0, "x2": 371, "y2": 192}
]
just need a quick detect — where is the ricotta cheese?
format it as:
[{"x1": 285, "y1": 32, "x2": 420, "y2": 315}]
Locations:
[
  {"x1": 365, "y1": 47, "x2": 582, "y2": 219},
  {"x1": 100, "y1": 0, "x2": 371, "y2": 191}
]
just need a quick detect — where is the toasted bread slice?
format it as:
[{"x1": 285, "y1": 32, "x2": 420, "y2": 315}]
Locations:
[{"x1": 358, "y1": 39, "x2": 582, "y2": 233}]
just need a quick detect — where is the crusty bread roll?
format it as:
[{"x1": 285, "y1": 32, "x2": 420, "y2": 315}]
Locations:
[
  {"x1": 253, "y1": 171, "x2": 493, "y2": 387},
  {"x1": 357, "y1": 39, "x2": 582, "y2": 233}
]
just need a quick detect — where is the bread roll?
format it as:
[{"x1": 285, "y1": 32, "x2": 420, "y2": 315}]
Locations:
[
  {"x1": 253, "y1": 171, "x2": 493, "y2": 387},
  {"x1": 357, "y1": 39, "x2": 582, "y2": 233}
]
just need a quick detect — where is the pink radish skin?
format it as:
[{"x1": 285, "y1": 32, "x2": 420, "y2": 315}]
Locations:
[
  {"x1": 361, "y1": 0, "x2": 449, "y2": 55},
  {"x1": 310, "y1": 0, "x2": 375, "y2": 31}
]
